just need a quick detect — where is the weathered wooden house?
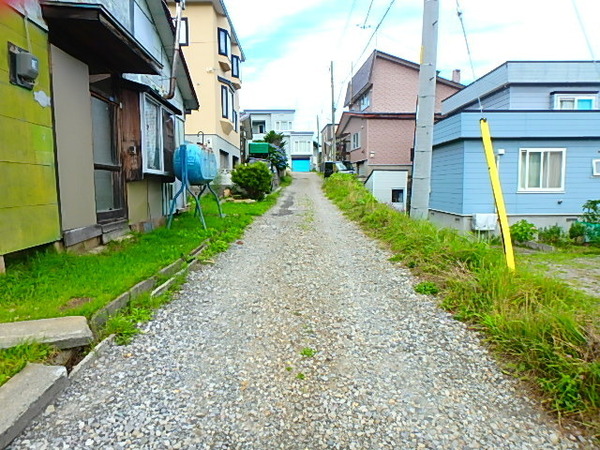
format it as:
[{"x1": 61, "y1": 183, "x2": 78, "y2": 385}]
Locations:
[{"x1": 0, "y1": 0, "x2": 198, "y2": 270}]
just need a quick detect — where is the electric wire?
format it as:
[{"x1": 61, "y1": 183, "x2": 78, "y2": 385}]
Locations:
[
  {"x1": 570, "y1": 0, "x2": 600, "y2": 79},
  {"x1": 335, "y1": 0, "x2": 397, "y2": 108},
  {"x1": 454, "y1": 0, "x2": 483, "y2": 115},
  {"x1": 336, "y1": 0, "x2": 359, "y2": 52},
  {"x1": 354, "y1": 0, "x2": 397, "y2": 67},
  {"x1": 361, "y1": 0, "x2": 375, "y2": 29}
]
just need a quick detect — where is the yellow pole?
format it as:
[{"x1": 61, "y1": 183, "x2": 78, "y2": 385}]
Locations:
[{"x1": 480, "y1": 119, "x2": 515, "y2": 271}]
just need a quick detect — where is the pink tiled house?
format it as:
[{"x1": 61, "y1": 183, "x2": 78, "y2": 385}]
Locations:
[{"x1": 337, "y1": 50, "x2": 462, "y2": 210}]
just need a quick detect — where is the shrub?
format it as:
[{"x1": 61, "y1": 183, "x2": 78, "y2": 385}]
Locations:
[
  {"x1": 537, "y1": 225, "x2": 567, "y2": 245},
  {"x1": 569, "y1": 221, "x2": 586, "y2": 240},
  {"x1": 231, "y1": 162, "x2": 273, "y2": 200},
  {"x1": 510, "y1": 219, "x2": 537, "y2": 243},
  {"x1": 582, "y1": 200, "x2": 600, "y2": 224}
]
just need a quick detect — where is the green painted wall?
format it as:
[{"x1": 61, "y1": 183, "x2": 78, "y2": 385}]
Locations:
[{"x1": 0, "y1": 9, "x2": 60, "y2": 255}]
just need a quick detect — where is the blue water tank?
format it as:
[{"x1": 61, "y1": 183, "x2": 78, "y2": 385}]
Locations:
[{"x1": 173, "y1": 144, "x2": 218, "y2": 185}]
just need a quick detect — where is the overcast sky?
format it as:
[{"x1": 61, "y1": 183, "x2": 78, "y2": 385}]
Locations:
[{"x1": 224, "y1": 0, "x2": 600, "y2": 133}]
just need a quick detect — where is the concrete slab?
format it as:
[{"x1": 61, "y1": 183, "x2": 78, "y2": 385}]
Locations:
[
  {"x1": 158, "y1": 259, "x2": 184, "y2": 278},
  {"x1": 90, "y1": 292, "x2": 130, "y2": 332},
  {"x1": 129, "y1": 278, "x2": 156, "y2": 299},
  {"x1": 0, "y1": 316, "x2": 93, "y2": 350},
  {"x1": 0, "y1": 363, "x2": 68, "y2": 448}
]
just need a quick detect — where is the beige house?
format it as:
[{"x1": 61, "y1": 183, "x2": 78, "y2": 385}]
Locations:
[{"x1": 175, "y1": 0, "x2": 245, "y2": 170}]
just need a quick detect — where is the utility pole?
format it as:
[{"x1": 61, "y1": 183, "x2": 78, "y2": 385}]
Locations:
[
  {"x1": 330, "y1": 61, "x2": 337, "y2": 161},
  {"x1": 410, "y1": 0, "x2": 439, "y2": 219}
]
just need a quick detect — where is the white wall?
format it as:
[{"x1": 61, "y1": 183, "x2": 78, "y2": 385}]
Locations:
[{"x1": 366, "y1": 171, "x2": 408, "y2": 211}]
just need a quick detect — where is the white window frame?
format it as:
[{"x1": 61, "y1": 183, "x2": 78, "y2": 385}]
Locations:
[
  {"x1": 518, "y1": 147, "x2": 566, "y2": 192},
  {"x1": 593, "y1": 159, "x2": 600, "y2": 176},
  {"x1": 141, "y1": 94, "x2": 178, "y2": 175},
  {"x1": 351, "y1": 131, "x2": 361, "y2": 150},
  {"x1": 553, "y1": 94, "x2": 597, "y2": 110}
]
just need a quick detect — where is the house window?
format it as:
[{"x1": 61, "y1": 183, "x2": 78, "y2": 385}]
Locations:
[
  {"x1": 221, "y1": 85, "x2": 229, "y2": 119},
  {"x1": 275, "y1": 121, "x2": 291, "y2": 131},
  {"x1": 232, "y1": 55, "x2": 240, "y2": 78},
  {"x1": 253, "y1": 121, "x2": 266, "y2": 134},
  {"x1": 233, "y1": 110, "x2": 238, "y2": 132},
  {"x1": 553, "y1": 94, "x2": 596, "y2": 110},
  {"x1": 351, "y1": 132, "x2": 361, "y2": 150},
  {"x1": 91, "y1": 96, "x2": 123, "y2": 221},
  {"x1": 217, "y1": 28, "x2": 230, "y2": 58},
  {"x1": 142, "y1": 94, "x2": 176, "y2": 175},
  {"x1": 177, "y1": 17, "x2": 189, "y2": 46},
  {"x1": 391, "y1": 189, "x2": 404, "y2": 203},
  {"x1": 593, "y1": 159, "x2": 600, "y2": 176},
  {"x1": 220, "y1": 85, "x2": 236, "y2": 123},
  {"x1": 359, "y1": 93, "x2": 370, "y2": 111},
  {"x1": 519, "y1": 148, "x2": 566, "y2": 192}
]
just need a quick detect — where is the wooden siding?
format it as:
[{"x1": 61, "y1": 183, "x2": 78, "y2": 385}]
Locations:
[
  {"x1": 121, "y1": 89, "x2": 143, "y2": 181},
  {"x1": 430, "y1": 142, "x2": 465, "y2": 213},
  {"x1": 0, "y1": 11, "x2": 61, "y2": 255}
]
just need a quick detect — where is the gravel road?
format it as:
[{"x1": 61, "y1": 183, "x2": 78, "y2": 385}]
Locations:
[{"x1": 10, "y1": 173, "x2": 593, "y2": 449}]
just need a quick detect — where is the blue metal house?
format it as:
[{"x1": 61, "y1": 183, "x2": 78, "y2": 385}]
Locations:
[{"x1": 430, "y1": 61, "x2": 600, "y2": 232}]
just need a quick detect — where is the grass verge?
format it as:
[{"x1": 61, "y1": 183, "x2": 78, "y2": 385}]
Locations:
[
  {"x1": 0, "y1": 184, "x2": 286, "y2": 385},
  {"x1": 324, "y1": 174, "x2": 599, "y2": 436}
]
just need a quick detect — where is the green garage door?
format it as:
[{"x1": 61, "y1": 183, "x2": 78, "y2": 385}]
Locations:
[{"x1": 292, "y1": 158, "x2": 310, "y2": 172}]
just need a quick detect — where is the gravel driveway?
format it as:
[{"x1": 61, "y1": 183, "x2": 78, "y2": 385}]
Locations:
[{"x1": 10, "y1": 173, "x2": 591, "y2": 449}]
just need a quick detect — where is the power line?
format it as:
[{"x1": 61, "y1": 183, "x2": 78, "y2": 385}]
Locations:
[
  {"x1": 360, "y1": 0, "x2": 375, "y2": 29},
  {"x1": 569, "y1": 0, "x2": 600, "y2": 81},
  {"x1": 336, "y1": 0, "x2": 359, "y2": 51},
  {"x1": 354, "y1": 0, "x2": 397, "y2": 69},
  {"x1": 454, "y1": 0, "x2": 483, "y2": 114}
]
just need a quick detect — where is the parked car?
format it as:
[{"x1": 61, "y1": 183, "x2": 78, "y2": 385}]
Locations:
[{"x1": 322, "y1": 161, "x2": 355, "y2": 178}]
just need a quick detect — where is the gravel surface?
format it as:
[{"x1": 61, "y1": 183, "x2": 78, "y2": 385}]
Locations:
[{"x1": 10, "y1": 173, "x2": 594, "y2": 449}]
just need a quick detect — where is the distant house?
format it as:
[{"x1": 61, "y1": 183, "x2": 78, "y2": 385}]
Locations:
[
  {"x1": 337, "y1": 50, "x2": 462, "y2": 210},
  {"x1": 0, "y1": 0, "x2": 198, "y2": 270},
  {"x1": 430, "y1": 61, "x2": 600, "y2": 232},
  {"x1": 174, "y1": 0, "x2": 245, "y2": 171},
  {"x1": 320, "y1": 123, "x2": 337, "y2": 162},
  {"x1": 241, "y1": 109, "x2": 316, "y2": 172}
]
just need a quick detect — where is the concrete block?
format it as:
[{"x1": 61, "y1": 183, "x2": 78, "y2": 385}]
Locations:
[
  {"x1": 129, "y1": 278, "x2": 156, "y2": 299},
  {"x1": 158, "y1": 259, "x2": 184, "y2": 278},
  {"x1": 90, "y1": 292, "x2": 130, "y2": 332},
  {"x1": 0, "y1": 316, "x2": 93, "y2": 350},
  {"x1": 0, "y1": 363, "x2": 68, "y2": 448}
]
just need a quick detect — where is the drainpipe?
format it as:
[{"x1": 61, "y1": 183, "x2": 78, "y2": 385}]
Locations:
[{"x1": 164, "y1": 0, "x2": 185, "y2": 100}]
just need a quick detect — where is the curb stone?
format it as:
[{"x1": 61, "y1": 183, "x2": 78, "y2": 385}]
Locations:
[
  {"x1": 0, "y1": 364, "x2": 67, "y2": 449},
  {"x1": 69, "y1": 335, "x2": 115, "y2": 380}
]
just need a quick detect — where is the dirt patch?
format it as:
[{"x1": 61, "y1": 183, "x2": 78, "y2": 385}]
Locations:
[{"x1": 60, "y1": 297, "x2": 94, "y2": 311}]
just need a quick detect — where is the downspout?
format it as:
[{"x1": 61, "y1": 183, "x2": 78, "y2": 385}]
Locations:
[{"x1": 164, "y1": 0, "x2": 185, "y2": 100}]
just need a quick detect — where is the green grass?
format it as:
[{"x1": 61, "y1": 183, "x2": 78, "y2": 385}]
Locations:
[
  {"x1": 324, "y1": 174, "x2": 599, "y2": 436},
  {"x1": 0, "y1": 195, "x2": 279, "y2": 323},
  {"x1": 0, "y1": 343, "x2": 56, "y2": 386},
  {"x1": 300, "y1": 347, "x2": 317, "y2": 358},
  {"x1": 0, "y1": 185, "x2": 286, "y2": 386}
]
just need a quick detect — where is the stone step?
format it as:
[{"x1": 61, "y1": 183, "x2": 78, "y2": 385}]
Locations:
[
  {"x1": 0, "y1": 363, "x2": 68, "y2": 449},
  {"x1": 0, "y1": 316, "x2": 93, "y2": 350}
]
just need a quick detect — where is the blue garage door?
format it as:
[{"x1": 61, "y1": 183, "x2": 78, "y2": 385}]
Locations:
[{"x1": 292, "y1": 159, "x2": 311, "y2": 172}]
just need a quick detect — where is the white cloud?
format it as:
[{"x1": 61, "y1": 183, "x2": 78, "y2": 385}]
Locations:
[{"x1": 229, "y1": 0, "x2": 600, "y2": 132}]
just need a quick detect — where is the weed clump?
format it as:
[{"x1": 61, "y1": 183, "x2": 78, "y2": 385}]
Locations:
[{"x1": 323, "y1": 173, "x2": 599, "y2": 432}]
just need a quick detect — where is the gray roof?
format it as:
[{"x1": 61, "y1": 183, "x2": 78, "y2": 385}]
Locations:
[{"x1": 443, "y1": 61, "x2": 600, "y2": 115}]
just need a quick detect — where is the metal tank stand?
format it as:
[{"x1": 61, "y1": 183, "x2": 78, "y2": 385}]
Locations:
[{"x1": 167, "y1": 146, "x2": 207, "y2": 230}]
